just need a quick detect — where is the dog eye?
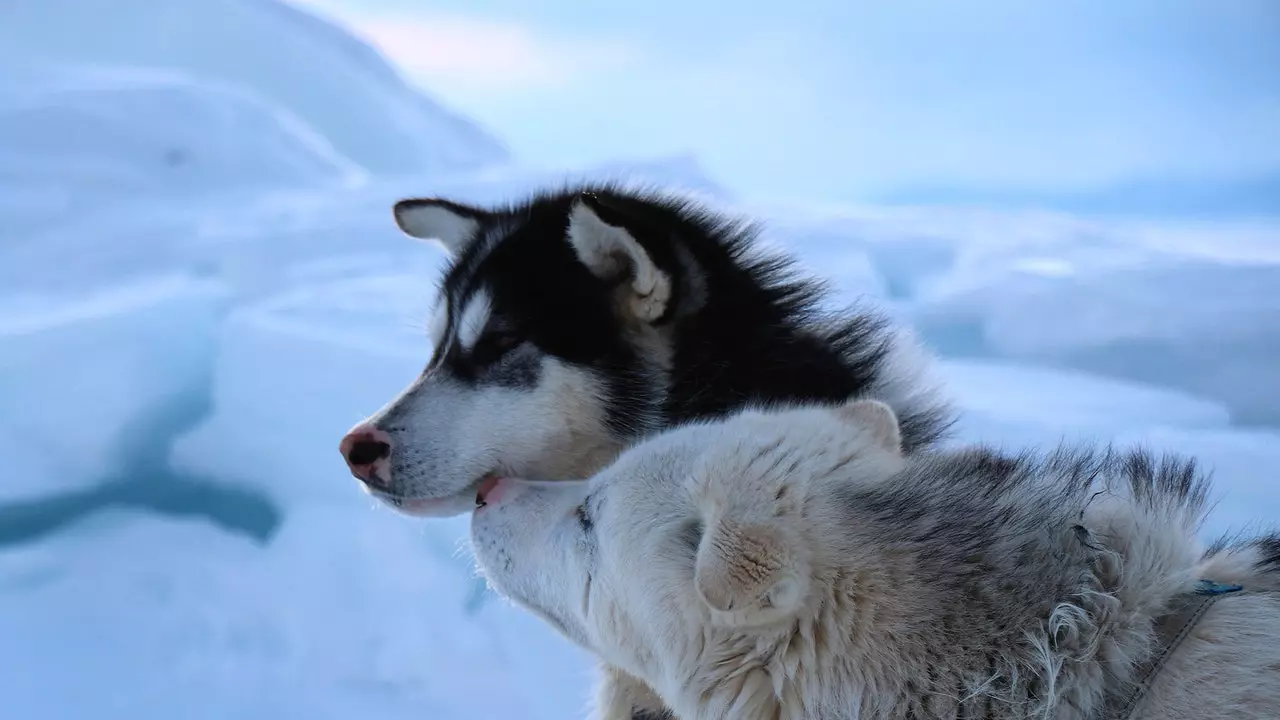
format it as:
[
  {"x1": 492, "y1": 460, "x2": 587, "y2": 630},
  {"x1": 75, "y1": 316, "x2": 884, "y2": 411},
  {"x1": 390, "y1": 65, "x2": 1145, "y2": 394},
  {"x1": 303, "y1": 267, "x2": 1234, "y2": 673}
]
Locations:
[
  {"x1": 472, "y1": 328, "x2": 522, "y2": 365},
  {"x1": 490, "y1": 329, "x2": 521, "y2": 351}
]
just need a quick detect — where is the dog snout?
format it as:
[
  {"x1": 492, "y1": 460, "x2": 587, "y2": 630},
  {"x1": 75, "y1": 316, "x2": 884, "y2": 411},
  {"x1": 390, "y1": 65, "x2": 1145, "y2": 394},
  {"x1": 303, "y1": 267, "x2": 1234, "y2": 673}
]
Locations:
[{"x1": 340, "y1": 423, "x2": 393, "y2": 489}]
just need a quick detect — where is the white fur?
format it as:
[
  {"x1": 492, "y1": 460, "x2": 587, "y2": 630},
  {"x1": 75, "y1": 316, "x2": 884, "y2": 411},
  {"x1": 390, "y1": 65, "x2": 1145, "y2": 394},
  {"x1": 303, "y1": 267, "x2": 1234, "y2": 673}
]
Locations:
[
  {"x1": 426, "y1": 295, "x2": 449, "y2": 350},
  {"x1": 860, "y1": 324, "x2": 953, "y2": 441},
  {"x1": 393, "y1": 201, "x2": 479, "y2": 254},
  {"x1": 567, "y1": 200, "x2": 671, "y2": 322},
  {"x1": 357, "y1": 356, "x2": 624, "y2": 517},
  {"x1": 456, "y1": 289, "x2": 493, "y2": 352},
  {"x1": 471, "y1": 399, "x2": 1280, "y2": 720}
]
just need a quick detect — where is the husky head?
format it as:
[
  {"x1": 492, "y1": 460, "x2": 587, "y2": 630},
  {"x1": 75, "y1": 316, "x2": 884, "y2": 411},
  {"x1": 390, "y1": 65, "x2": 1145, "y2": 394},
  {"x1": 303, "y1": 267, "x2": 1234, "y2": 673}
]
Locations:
[
  {"x1": 469, "y1": 397, "x2": 906, "y2": 714},
  {"x1": 339, "y1": 184, "x2": 951, "y2": 517}
]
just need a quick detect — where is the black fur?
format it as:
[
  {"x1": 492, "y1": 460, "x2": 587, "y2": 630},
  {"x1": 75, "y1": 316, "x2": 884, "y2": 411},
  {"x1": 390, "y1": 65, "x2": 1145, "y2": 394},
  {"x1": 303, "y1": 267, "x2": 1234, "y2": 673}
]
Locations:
[
  {"x1": 1203, "y1": 529, "x2": 1280, "y2": 576},
  {"x1": 1258, "y1": 533, "x2": 1280, "y2": 573},
  {"x1": 418, "y1": 182, "x2": 955, "y2": 453}
]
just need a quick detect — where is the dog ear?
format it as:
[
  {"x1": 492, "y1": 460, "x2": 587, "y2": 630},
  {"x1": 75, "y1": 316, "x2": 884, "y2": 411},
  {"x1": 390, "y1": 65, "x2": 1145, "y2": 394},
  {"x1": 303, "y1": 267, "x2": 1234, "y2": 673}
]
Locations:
[
  {"x1": 392, "y1": 198, "x2": 487, "y2": 255},
  {"x1": 565, "y1": 193, "x2": 672, "y2": 323},
  {"x1": 694, "y1": 519, "x2": 809, "y2": 623},
  {"x1": 833, "y1": 398, "x2": 902, "y2": 457}
]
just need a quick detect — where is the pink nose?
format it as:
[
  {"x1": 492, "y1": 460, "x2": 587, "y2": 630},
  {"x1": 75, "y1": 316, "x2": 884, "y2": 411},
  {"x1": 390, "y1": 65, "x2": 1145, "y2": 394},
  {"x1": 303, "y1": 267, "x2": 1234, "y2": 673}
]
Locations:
[{"x1": 339, "y1": 423, "x2": 393, "y2": 489}]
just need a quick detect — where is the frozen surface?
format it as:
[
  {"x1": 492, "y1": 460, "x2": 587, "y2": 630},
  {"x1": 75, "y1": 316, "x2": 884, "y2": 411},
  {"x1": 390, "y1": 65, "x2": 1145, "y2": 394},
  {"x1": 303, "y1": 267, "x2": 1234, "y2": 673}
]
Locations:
[
  {"x1": 0, "y1": 0, "x2": 509, "y2": 179},
  {"x1": 763, "y1": 205, "x2": 1280, "y2": 426},
  {"x1": 0, "y1": 275, "x2": 230, "y2": 503},
  {"x1": 939, "y1": 359, "x2": 1231, "y2": 443},
  {"x1": 0, "y1": 65, "x2": 365, "y2": 194},
  {"x1": 0, "y1": 152, "x2": 735, "y2": 301},
  {"x1": 0, "y1": 508, "x2": 593, "y2": 720},
  {"x1": 169, "y1": 272, "x2": 441, "y2": 508}
]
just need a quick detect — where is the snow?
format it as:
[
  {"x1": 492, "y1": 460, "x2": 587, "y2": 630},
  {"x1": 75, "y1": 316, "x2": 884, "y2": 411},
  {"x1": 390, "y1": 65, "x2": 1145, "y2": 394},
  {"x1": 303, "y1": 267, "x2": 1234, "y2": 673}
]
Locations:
[
  {"x1": 0, "y1": 276, "x2": 230, "y2": 503},
  {"x1": 1, "y1": 0, "x2": 1277, "y2": 718},
  {"x1": 0, "y1": 509, "x2": 593, "y2": 720},
  {"x1": 0, "y1": 0, "x2": 510, "y2": 179},
  {"x1": 168, "y1": 272, "x2": 440, "y2": 507},
  {"x1": 762, "y1": 205, "x2": 1280, "y2": 426},
  {"x1": 938, "y1": 360, "x2": 1232, "y2": 443}
]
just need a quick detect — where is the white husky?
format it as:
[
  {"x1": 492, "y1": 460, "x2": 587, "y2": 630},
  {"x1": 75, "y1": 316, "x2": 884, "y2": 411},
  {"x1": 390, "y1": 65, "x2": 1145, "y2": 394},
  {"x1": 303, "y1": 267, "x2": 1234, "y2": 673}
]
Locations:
[{"x1": 470, "y1": 398, "x2": 1280, "y2": 720}]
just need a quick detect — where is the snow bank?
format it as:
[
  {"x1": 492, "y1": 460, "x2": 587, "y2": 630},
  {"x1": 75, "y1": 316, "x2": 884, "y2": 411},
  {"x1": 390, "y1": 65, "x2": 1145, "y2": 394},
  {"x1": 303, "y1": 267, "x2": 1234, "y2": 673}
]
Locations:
[
  {"x1": 912, "y1": 257, "x2": 1280, "y2": 426},
  {"x1": 765, "y1": 205, "x2": 1280, "y2": 426},
  {"x1": 0, "y1": 65, "x2": 364, "y2": 191},
  {"x1": 0, "y1": 65, "x2": 368, "y2": 235},
  {"x1": 168, "y1": 272, "x2": 442, "y2": 507},
  {"x1": 0, "y1": 276, "x2": 231, "y2": 503},
  {"x1": 0, "y1": 138, "x2": 740, "y2": 301},
  {"x1": 0, "y1": 508, "x2": 594, "y2": 720},
  {"x1": 940, "y1": 359, "x2": 1231, "y2": 446},
  {"x1": 0, "y1": 0, "x2": 509, "y2": 178}
]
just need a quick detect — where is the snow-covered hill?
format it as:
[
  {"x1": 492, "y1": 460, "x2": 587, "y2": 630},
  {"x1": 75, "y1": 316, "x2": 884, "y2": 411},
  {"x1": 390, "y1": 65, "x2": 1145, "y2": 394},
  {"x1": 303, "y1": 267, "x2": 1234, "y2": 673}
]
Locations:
[{"x1": 0, "y1": 0, "x2": 509, "y2": 179}]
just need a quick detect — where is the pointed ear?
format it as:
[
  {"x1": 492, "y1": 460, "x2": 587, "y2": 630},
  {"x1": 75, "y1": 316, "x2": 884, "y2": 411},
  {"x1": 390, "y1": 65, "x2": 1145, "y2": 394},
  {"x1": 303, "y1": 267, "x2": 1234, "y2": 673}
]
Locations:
[
  {"x1": 834, "y1": 398, "x2": 902, "y2": 456},
  {"x1": 566, "y1": 194, "x2": 672, "y2": 323},
  {"x1": 392, "y1": 198, "x2": 486, "y2": 255},
  {"x1": 694, "y1": 520, "x2": 808, "y2": 624}
]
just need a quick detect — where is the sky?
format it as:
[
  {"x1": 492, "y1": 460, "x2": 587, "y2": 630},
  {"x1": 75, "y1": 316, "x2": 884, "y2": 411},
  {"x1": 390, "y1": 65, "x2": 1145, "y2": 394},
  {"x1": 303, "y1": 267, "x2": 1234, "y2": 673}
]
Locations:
[{"x1": 293, "y1": 0, "x2": 1280, "y2": 207}]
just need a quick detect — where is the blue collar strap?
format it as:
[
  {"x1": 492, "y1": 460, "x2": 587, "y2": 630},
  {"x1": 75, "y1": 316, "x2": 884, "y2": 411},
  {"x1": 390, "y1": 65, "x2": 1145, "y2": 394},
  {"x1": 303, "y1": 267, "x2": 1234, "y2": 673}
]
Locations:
[
  {"x1": 1102, "y1": 579, "x2": 1246, "y2": 720},
  {"x1": 1194, "y1": 579, "x2": 1245, "y2": 596}
]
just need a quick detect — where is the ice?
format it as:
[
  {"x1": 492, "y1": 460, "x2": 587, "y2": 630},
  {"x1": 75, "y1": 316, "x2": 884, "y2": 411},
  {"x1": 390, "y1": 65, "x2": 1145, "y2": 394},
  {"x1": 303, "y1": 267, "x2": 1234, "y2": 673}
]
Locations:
[
  {"x1": 939, "y1": 359, "x2": 1231, "y2": 445},
  {"x1": 0, "y1": 148, "x2": 737, "y2": 302},
  {"x1": 168, "y1": 271, "x2": 444, "y2": 508},
  {"x1": 0, "y1": 0, "x2": 510, "y2": 179},
  {"x1": 952, "y1": 260, "x2": 1280, "y2": 427},
  {"x1": 764, "y1": 205, "x2": 1280, "y2": 426},
  {"x1": 0, "y1": 508, "x2": 594, "y2": 720},
  {"x1": 0, "y1": 275, "x2": 230, "y2": 503},
  {"x1": 1, "y1": 64, "x2": 365, "y2": 195}
]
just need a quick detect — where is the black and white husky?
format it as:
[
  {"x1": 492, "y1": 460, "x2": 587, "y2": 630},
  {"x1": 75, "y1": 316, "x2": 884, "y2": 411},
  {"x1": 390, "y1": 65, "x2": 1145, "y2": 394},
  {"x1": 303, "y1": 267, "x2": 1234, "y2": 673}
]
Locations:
[{"x1": 338, "y1": 183, "x2": 955, "y2": 718}]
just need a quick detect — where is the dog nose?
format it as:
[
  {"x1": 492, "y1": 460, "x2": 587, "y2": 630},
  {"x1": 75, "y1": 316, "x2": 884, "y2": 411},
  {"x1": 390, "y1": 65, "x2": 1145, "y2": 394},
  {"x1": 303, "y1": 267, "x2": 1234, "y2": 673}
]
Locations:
[{"x1": 340, "y1": 424, "x2": 393, "y2": 489}]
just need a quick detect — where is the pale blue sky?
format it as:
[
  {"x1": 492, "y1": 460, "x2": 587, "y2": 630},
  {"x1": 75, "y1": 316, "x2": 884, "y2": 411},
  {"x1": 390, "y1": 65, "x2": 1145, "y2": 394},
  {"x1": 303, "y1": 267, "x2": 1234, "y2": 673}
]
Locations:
[{"x1": 296, "y1": 0, "x2": 1280, "y2": 207}]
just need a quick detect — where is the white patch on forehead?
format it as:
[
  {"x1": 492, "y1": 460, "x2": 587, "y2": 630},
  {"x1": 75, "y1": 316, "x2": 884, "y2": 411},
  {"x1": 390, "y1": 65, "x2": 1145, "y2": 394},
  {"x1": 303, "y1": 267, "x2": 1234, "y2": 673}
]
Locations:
[
  {"x1": 457, "y1": 288, "x2": 493, "y2": 351},
  {"x1": 426, "y1": 296, "x2": 449, "y2": 350}
]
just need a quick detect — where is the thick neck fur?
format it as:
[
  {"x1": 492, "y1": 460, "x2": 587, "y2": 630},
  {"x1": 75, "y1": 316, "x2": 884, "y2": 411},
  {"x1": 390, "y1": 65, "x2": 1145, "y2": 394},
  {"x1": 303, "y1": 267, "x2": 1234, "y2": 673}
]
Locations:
[
  {"x1": 670, "y1": 446, "x2": 1219, "y2": 720},
  {"x1": 617, "y1": 193, "x2": 952, "y2": 455}
]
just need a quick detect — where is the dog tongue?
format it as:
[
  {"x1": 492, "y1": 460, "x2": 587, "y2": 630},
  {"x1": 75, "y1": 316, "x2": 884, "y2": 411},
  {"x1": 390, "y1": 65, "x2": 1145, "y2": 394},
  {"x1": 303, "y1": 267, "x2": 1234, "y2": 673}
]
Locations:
[{"x1": 475, "y1": 476, "x2": 503, "y2": 506}]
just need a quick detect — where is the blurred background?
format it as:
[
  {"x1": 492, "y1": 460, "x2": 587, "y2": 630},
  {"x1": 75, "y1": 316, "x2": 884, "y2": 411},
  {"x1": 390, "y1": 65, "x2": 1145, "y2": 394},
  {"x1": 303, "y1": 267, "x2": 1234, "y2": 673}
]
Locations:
[{"x1": 1, "y1": 1, "x2": 1277, "y2": 718}]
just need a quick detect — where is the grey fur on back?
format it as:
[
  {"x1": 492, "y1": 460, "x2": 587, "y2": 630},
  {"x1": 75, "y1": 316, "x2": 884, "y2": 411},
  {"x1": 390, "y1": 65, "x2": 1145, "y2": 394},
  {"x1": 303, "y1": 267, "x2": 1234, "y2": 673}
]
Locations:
[{"x1": 786, "y1": 444, "x2": 1280, "y2": 719}]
